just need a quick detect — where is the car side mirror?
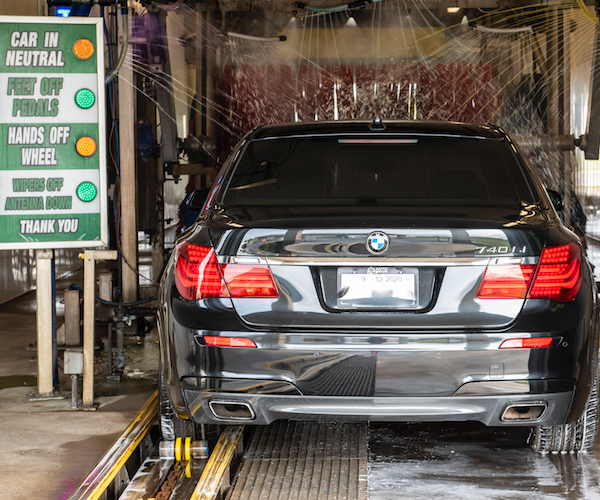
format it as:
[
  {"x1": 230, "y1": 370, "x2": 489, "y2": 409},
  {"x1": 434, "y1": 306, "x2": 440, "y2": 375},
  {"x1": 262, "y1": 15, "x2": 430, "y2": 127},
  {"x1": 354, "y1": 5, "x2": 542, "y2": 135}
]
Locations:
[
  {"x1": 188, "y1": 188, "x2": 212, "y2": 211},
  {"x1": 546, "y1": 189, "x2": 564, "y2": 212}
]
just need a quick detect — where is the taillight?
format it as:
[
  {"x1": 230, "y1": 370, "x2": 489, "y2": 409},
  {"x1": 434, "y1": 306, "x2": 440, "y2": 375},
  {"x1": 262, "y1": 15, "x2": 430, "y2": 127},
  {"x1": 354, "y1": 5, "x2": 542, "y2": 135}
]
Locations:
[
  {"x1": 528, "y1": 243, "x2": 582, "y2": 301},
  {"x1": 477, "y1": 264, "x2": 535, "y2": 299},
  {"x1": 477, "y1": 243, "x2": 582, "y2": 302},
  {"x1": 222, "y1": 265, "x2": 279, "y2": 298},
  {"x1": 174, "y1": 243, "x2": 226, "y2": 300},
  {"x1": 203, "y1": 336, "x2": 257, "y2": 348},
  {"x1": 499, "y1": 337, "x2": 554, "y2": 349},
  {"x1": 174, "y1": 242, "x2": 279, "y2": 300}
]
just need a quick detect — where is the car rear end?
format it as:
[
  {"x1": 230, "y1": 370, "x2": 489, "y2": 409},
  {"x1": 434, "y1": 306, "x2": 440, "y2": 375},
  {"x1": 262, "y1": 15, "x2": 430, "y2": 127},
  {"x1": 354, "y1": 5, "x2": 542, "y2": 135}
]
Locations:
[{"x1": 158, "y1": 121, "x2": 598, "y2": 433}]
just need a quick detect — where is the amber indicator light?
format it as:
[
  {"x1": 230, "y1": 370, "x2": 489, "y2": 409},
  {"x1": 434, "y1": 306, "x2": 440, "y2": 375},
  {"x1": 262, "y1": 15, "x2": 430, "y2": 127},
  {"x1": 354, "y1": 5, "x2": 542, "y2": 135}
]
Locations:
[
  {"x1": 75, "y1": 136, "x2": 97, "y2": 157},
  {"x1": 73, "y1": 38, "x2": 94, "y2": 60}
]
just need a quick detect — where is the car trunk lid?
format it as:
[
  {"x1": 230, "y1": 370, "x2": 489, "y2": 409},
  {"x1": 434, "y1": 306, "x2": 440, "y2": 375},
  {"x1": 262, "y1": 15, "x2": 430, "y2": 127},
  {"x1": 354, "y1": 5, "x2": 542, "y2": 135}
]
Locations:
[{"x1": 207, "y1": 206, "x2": 547, "y2": 330}]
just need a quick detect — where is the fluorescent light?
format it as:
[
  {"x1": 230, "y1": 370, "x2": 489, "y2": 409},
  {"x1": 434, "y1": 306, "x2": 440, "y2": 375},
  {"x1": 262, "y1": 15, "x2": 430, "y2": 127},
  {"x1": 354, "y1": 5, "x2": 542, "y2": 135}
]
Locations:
[{"x1": 56, "y1": 7, "x2": 72, "y2": 17}]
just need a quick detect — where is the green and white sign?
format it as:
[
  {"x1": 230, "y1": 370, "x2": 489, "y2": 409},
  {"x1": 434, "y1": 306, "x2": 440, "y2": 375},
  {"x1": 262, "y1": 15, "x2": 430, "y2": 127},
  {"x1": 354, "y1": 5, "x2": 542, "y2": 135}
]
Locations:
[{"x1": 0, "y1": 16, "x2": 107, "y2": 249}]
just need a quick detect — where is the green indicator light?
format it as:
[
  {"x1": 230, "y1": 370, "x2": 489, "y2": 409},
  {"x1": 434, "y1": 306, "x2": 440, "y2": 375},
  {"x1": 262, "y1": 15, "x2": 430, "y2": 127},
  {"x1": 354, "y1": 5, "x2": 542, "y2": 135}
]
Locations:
[
  {"x1": 74, "y1": 89, "x2": 96, "y2": 109},
  {"x1": 76, "y1": 182, "x2": 97, "y2": 202}
]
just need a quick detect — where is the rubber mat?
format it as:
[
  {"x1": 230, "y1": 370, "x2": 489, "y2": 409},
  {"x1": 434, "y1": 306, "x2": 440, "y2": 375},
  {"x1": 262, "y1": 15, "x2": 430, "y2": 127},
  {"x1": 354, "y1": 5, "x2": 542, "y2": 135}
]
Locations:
[{"x1": 227, "y1": 420, "x2": 368, "y2": 500}]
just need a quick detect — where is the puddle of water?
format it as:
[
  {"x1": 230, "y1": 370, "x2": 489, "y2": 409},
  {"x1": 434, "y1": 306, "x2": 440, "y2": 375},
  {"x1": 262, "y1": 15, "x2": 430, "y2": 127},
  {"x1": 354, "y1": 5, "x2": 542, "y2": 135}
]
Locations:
[
  {"x1": 0, "y1": 375, "x2": 37, "y2": 390},
  {"x1": 369, "y1": 422, "x2": 600, "y2": 500}
]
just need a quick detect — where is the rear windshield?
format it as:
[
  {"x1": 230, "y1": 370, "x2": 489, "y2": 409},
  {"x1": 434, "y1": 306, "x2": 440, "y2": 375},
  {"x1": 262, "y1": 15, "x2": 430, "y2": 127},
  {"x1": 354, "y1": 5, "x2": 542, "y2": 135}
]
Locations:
[{"x1": 222, "y1": 136, "x2": 533, "y2": 207}]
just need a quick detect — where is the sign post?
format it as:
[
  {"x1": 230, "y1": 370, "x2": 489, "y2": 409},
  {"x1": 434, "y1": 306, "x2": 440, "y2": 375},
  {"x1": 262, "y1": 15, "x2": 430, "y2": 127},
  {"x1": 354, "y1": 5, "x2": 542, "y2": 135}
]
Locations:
[
  {"x1": 0, "y1": 16, "x2": 107, "y2": 249},
  {"x1": 0, "y1": 16, "x2": 108, "y2": 398}
]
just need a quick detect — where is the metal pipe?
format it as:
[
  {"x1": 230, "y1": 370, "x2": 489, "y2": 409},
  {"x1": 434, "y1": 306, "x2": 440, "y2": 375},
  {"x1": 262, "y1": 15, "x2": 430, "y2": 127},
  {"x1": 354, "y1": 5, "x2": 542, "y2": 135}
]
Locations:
[
  {"x1": 295, "y1": 0, "x2": 383, "y2": 13},
  {"x1": 47, "y1": 0, "x2": 119, "y2": 5},
  {"x1": 107, "y1": 324, "x2": 113, "y2": 377},
  {"x1": 224, "y1": 32, "x2": 287, "y2": 42},
  {"x1": 71, "y1": 375, "x2": 79, "y2": 409},
  {"x1": 475, "y1": 25, "x2": 532, "y2": 34}
]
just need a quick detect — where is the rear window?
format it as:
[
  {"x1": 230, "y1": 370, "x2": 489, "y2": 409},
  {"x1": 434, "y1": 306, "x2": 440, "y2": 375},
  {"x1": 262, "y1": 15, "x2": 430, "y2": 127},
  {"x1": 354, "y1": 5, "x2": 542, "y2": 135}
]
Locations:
[{"x1": 222, "y1": 136, "x2": 533, "y2": 207}]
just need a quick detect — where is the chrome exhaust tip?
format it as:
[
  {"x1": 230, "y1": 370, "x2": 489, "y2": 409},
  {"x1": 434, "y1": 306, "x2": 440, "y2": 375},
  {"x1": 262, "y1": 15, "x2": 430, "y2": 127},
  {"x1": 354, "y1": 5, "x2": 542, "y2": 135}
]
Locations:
[
  {"x1": 209, "y1": 400, "x2": 255, "y2": 420},
  {"x1": 502, "y1": 402, "x2": 547, "y2": 422}
]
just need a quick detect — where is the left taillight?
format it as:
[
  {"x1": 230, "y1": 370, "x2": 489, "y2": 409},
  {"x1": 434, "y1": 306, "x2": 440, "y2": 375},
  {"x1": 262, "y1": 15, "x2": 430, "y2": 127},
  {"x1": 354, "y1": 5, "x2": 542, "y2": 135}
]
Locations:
[
  {"x1": 223, "y1": 265, "x2": 279, "y2": 298},
  {"x1": 203, "y1": 336, "x2": 257, "y2": 348},
  {"x1": 174, "y1": 242, "x2": 278, "y2": 300},
  {"x1": 174, "y1": 242, "x2": 226, "y2": 300}
]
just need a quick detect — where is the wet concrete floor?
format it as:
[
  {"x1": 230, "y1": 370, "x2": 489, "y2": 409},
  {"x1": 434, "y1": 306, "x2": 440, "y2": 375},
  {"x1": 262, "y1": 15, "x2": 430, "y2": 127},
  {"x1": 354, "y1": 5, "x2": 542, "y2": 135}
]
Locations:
[
  {"x1": 369, "y1": 422, "x2": 600, "y2": 499},
  {"x1": 0, "y1": 270, "x2": 158, "y2": 500},
  {"x1": 2, "y1": 267, "x2": 600, "y2": 499}
]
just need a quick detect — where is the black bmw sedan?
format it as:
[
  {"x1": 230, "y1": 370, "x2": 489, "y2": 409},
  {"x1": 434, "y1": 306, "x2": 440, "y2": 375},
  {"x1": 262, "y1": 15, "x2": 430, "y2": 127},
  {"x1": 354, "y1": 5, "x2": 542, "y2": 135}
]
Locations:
[{"x1": 157, "y1": 119, "x2": 599, "y2": 453}]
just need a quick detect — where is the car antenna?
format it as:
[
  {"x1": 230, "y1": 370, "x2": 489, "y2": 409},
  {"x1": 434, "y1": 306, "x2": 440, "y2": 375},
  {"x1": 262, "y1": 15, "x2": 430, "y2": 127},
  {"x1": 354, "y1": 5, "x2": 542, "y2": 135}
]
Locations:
[{"x1": 369, "y1": 115, "x2": 386, "y2": 130}]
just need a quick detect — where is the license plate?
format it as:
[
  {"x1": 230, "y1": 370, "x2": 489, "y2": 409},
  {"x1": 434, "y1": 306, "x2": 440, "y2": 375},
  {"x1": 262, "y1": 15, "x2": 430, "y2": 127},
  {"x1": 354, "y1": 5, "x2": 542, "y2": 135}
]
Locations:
[{"x1": 337, "y1": 267, "x2": 419, "y2": 309}]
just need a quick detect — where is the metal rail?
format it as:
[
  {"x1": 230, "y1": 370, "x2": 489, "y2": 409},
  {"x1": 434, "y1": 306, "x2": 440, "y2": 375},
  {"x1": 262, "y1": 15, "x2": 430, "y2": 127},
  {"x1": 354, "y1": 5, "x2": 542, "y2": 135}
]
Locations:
[
  {"x1": 67, "y1": 390, "x2": 159, "y2": 500},
  {"x1": 66, "y1": 391, "x2": 243, "y2": 500},
  {"x1": 67, "y1": 394, "x2": 368, "y2": 500},
  {"x1": 189, "y1": 426, "x2": 245, "y2": 500}
]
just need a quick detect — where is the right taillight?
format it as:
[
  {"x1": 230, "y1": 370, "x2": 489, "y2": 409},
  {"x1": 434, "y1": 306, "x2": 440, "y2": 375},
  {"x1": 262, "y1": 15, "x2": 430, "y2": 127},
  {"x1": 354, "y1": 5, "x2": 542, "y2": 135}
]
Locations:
[
  {"x1": 477, "y1": 264, "x2": 535, "y2": 299},
  {"x1": 528, "y1": 243, "x2": 582, "y2": 301},
  {"x1": 477, "y1": 242, "x2": 582, "y2": 302},
  {"x1": 499, "y1": 337, "x2": 554, "y2": 349},
  {"x1": 174, "y1": 242, "x2": 279, "y2": 301}
]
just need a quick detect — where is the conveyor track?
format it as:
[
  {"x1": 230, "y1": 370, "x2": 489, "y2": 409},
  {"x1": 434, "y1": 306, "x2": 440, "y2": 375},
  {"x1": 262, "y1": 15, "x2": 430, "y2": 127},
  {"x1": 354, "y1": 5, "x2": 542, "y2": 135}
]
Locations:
[{"x1": 67, "y1": 393, "x2": 368, "y2": 500}]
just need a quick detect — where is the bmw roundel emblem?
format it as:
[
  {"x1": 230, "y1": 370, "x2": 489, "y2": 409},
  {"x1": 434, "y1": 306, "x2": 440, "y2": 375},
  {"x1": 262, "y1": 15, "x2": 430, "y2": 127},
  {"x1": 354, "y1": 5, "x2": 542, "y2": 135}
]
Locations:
[{"x1": 367, "y1": 231, "x2": 389, "y2": 254}]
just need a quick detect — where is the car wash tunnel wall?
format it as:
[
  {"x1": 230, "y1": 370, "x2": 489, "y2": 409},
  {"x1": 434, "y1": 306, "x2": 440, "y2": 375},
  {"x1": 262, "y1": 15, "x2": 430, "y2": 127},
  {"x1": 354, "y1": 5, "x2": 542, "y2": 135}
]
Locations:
[
  {"x1": 1, "y1": 1, "x2": 600, "y2": 498},
  {"x1": 1, "y1": 0, "x2": 600, "y2": 305}
]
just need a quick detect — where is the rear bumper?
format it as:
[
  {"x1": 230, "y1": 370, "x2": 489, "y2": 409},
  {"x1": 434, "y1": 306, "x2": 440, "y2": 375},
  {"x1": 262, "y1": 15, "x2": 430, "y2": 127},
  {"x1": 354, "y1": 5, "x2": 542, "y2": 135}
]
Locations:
[{"x1": 182, "y1": 388, "x2": 574, "y2": 426}]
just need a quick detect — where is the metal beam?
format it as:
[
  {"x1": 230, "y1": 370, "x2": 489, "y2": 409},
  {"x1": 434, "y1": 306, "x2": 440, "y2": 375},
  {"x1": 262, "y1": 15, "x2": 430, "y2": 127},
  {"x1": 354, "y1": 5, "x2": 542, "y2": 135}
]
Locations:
[
  {"x1": 81, "y1": 250, "x2": 118, "y2": 408},
  {"x1": 586, "y1": 24, "x2": 600, "y2": 160},
  {"x1": 118, "y1": 4, "x2": 139, "y2": 303},
  {"x1": 35, "y1": 249, "x2": 54, "y2": 396}
]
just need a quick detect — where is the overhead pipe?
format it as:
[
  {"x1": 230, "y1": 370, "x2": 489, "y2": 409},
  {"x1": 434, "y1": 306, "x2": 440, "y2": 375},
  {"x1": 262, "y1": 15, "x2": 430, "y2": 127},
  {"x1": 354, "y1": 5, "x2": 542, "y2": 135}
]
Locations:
[
  {"x1": 47, "y1": 0, "x2": 120, "y2": 5},
  {"x1": 222, "y1": 31, "x2": 287, "y2": 42},
  {"x1": 294, "y1": 0, "x2": 384, "y2": 14}
]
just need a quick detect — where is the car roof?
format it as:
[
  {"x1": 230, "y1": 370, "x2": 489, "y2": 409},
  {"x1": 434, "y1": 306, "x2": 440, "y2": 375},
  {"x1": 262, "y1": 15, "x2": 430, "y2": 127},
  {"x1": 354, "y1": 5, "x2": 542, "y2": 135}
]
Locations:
[{"x1": 249, "y1": 120, "x2": 507, "y2": 140}]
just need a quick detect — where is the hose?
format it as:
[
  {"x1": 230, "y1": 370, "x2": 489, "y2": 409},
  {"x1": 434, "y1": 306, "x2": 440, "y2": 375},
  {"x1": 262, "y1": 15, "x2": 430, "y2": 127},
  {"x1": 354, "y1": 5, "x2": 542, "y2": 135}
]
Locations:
[
  {"x1": 105, "y1": 5, "x2": 129, "y2": 84},
  {"x1": 577, "y1": 0, "x2": 598, "y2": 23},
  {"x1": 69, "y1": 284, "x2": 157, "y2": 307}
]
